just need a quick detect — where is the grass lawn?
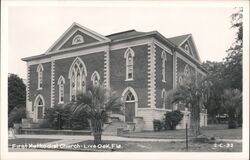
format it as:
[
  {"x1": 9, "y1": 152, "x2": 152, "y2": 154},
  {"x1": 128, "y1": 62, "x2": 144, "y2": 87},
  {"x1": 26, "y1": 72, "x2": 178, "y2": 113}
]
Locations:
[
  {"x1": 74, "y1": 140, "x2": 242, "y2": 152},
  {"x1": 122, "y1": 124, "x2": 242, "y2": 139},
  {"x1": 9, "y1": 138, "x2": 60, "y2": 146}
]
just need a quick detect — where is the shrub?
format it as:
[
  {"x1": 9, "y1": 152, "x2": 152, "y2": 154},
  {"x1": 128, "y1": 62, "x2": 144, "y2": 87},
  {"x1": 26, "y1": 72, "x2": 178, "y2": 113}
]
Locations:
[
  {"x1": 8, "y1": 107, "x2": 26, "y2": 127},
  {"x1": 228, "y1": 120, "x2": 238, "y2": 129},
  {"x1": 44, "y1": 105, "x2": 90, "y2": 130},
  {"x1": 164, "y1": 110, "x2": 183, "y2": 130},
  {"x1": 153, "y1": 119, "x2": 162, "y2": 131}
]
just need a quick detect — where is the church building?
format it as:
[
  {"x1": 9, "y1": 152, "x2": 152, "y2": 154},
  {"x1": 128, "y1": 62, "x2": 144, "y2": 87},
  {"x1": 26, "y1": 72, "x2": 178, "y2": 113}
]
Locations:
[{"x1": 22, "y1": 22, "x2": 207, "y2": 131}]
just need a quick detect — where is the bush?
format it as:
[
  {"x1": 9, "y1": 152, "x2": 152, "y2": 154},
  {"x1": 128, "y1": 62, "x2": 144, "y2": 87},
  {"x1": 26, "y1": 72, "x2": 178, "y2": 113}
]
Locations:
[
  {"x1": 153, "y1": 119, "x2": 163, "y2": 131},
  {"x1": 228, "y1": 120, "x2": 238, "y2": 129},
  {"x1": 8, "y1": 107, "x2": 26, "y2": 127},
  {"x1": 164, "y1": 110, "x2": 183, "y2": 130},
  {"x1": 44, "y1": 105, "x2": 90, "y2": 130}
]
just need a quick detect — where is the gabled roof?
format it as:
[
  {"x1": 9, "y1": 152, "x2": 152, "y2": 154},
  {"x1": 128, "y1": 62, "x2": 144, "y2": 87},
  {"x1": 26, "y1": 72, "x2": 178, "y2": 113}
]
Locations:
[
  {"x1": 106, "y1": 30, "x2": 148, "y2": 41},
  {"x1": 168, "y1": 34, "x2": 191, "y2": 46},
  {"x1": 45, "y1": 22, "x2": 110, "y2": 53}
]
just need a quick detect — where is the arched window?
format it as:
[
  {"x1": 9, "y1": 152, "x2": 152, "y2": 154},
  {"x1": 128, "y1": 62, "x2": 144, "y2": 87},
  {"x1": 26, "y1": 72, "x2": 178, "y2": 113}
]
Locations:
[
  {"x1": 184, "y1": 64, "x2": 191, "y2": 77},
  {"x1": 57, "y1": 76, "x2": 65, "y2": 104},
  {"x1": 179, "y1": 76, "x2": 183, "y2": 85},
  {"x1": 91, "y1": 71, "x2": 100, "y2": 87},
  {"x1": 161, "y1": 51, "x2": 167, "y2": 82},
  {"x1": 34, "y1": 95, "x2": 45, "y2": 119},
  {"x1": 125, "y1": 91, "x2": 135, "y2": 102},
  {"x1": 124, "y1": 48, "x2": 135, "y2": 81},
  {"x1": 161, "y1": 89, "x2": 167, "y2": 108},
  {"x1": 72, "y1": 35, "x2": 84, "y2": 45},
  {"x1": 37, "y1": 64, "x2": 44, "y2": 90},
  {"x1": 185, "y1": 44, "x2": 190, "y2": 53},
  {"x1": 69, "y1": 57, "x2": 87, "y2": 101}
]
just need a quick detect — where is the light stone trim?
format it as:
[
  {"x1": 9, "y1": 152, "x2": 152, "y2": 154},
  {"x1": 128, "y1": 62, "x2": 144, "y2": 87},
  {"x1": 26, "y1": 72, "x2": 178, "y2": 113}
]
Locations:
[
  {"x1": 26, "y1": 64, "x2": 30, "y2": 103},
  {"x1": 27, "y1": 45, "x2": 109, "y2": 66},
  {"x1": 51, "y1": 61, "x2": 55, "y2": 107},
  {"x1": 147, "y1": 42, "x2": 156, "y2": 108},
  {"x1": 103, "y1": 50, "x2": 110, "y2": 89}
]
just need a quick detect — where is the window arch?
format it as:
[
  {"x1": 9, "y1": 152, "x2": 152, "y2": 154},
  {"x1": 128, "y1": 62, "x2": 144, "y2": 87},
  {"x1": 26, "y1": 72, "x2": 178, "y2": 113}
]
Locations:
[
  {"x1": 37, "y1": 64, "x2": 44, "y2": 90},
  {"x1": 68, "y1": 57, "x2": 87, "y2": 101},
  {"x1": 34, "y1": 94, "x2": 45, "y2": 119},
  {"x1": 91, "y1": 71, "x2": 100, "y2": 87},
  {"x1": 57, "y1": 76, "x2": 65, "y2": 104},
  {"x1": 124, "y1": 48, "x2": 135, "y2": 81},
  {"x1": 121, "y1": 87, "x2": 138, "y2": 102},
  {"x1": 161, "y1": 89, "x2": 167, "y2": 108},
  {"x1": 184, "y1": 64, "x2": 191, "y2": 77},
  {"x1": 72, "y1": 35, "x2": 84, "y2": 45},
  {"x1": 184, "y1": 44, "x2": 190, "y2": 53},
  {"x1": 161, "y1": 51, "x2": 167, "y2": 82}
]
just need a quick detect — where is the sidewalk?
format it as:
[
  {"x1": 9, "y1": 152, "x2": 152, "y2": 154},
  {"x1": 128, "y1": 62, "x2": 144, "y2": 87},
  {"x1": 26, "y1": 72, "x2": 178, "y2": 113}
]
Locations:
[{"x1": 15, "y1": 134, "x2": 242, "y2": 143}]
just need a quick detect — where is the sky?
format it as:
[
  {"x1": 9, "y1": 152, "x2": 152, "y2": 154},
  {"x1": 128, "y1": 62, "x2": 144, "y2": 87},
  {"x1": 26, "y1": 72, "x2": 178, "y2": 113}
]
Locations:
[{"x1": 7, "y1": 5, "x2": 237, "y2": 79}]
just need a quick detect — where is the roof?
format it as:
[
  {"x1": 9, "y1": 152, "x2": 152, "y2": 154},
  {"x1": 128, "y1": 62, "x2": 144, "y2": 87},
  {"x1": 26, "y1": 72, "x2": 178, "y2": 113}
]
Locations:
[
  {"x1": 106, "y1": 30, "x2": 148, "y2": 41},
  {"x1": 168, "y1": 34, "x2": 191, "y2": 46}
]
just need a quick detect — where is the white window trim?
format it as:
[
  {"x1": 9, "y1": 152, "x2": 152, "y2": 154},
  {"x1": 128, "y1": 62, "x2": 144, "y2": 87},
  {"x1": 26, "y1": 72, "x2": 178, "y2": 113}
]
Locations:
[
  {"x1": 121, "y1": 87, "x2": 138, "y2": 118},
  {"x1": 161, "y1": 51, "x2": 167, "y2": 83},
  {"x1": 124, "y1": 48, "x2": 135, "y2": 81},
  {"x1": 184, "y1": 64, "x2": 191, "y2": 77},
  {"x1": 57, "y1": 75, "x2": 65, "y2": 104},
  {"x1": 72, "y1": 34, "x2": 84, "y2": 45},
  {"x1": 91, "y1": 71, "x2": 101, "y2": 87},
  {"x1": 68, "y1": 57, "x2": 87, "y2": 101},
  {"x1": 34, "y1": 94, "x2": 45, "y2": 119},
  {"x1": 36, "y1": 64, "x2": 44, "y2": 90},
  {"x1": 161, "y1": 89, "x2": 167, "y2": 109}
]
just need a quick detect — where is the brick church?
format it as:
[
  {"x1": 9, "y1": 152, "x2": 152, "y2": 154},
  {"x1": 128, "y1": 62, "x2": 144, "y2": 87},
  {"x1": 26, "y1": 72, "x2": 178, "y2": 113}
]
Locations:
[{"x1": 22, "y1": 22, "x2": 207, "y2": 131}]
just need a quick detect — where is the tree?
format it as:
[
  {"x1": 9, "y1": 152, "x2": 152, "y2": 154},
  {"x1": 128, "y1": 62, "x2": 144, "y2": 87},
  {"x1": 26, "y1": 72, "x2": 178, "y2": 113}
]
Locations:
[
  {"x1": 8, "y1": 74, "x2": 26, "y2": 113},
  {"x1": 223, "y1": 8, "x2": 243, "y2": 91},
  {"x1": 169, "y1": 73, "x2": 211, "y2": 137},
  {"x1": 221, "y1": 89, "x2": 242, "y2": 129},
  {"x1": 70, "y1": 85, "x2": 123, "y2": 145},
  {"x1": 164, "y1": 110, "x2": 183, "y2": 130}
]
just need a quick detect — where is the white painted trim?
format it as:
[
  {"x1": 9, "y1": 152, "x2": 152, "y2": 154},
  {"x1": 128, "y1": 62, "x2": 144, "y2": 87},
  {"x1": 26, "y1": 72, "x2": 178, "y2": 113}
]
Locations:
[
  {"x1": 34, "y1": 94, "x2": 45, "y2": 120},
  {"x1": 72, "y1": 34, "x2": 84, "y2": 45},
  {"x1": 46, "y1": 22, "x2": 110, "y2": 53},
  {"x1": 161, "y1": 89, "x2": 167, "y2": 109},
  {"x1": 91, "y1": 71, "x2": 100, "y2": 86},
  {"x1": 51, "y1": 61, "x2": 55, "y2": 107},
  {"x1": 121, "y1": 87, "x2": 138, "y2": 117},
  {"x1": 57, "y1": 75, "x2": 65, "y2": 104},
  {"x1": 153, "y1": 38, "x2": 172, "y2": 55},
  {"x1": 103, "y1": 50, "x2": 110, "y2": 89},
  {"x1": 178, "y1": 34, "x2": 192, "y2": 47},
  {"x1": 110, "y1": 38, "x2": 151, "y2": 50},
  {"x1": 161, "y1": 51, "x2": 167, "y2": 83},
  {"x1": 124, "y1": 48, "x2": 135, "y2": 81},
  {"x1": 36, "y1": 64, "x2": 43, "y2": 90},
  {"x1": 68, "y1": 57, "x2": 87, "y2": 78},
  {"x1": 27, "y1": 45, "x2": 109, "y2": 66},
  {"x1": 147, "y1": 42, "x2": 156, "y2": 108},
  {"x1": 176, "y1": 51, "x2": 197, "y2": 68}
]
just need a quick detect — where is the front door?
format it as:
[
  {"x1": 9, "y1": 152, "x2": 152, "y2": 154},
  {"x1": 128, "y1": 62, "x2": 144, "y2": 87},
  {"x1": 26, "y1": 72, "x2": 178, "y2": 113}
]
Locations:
[
  {"x1": 125, "y1": 102, "x2": 135, "y2": 122},
  {"x1": 37, "y1": 107, "x2": 43, "y2": 119}
]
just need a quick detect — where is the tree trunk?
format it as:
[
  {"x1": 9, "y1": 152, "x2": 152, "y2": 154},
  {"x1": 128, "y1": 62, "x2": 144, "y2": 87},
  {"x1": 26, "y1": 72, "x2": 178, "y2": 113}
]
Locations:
[
  {"x1": 92, "y1": 119, "x2": 103, "y2": 145},
  {"x1": 190, "y1": 103, "x2": 200, "y2": 138}
]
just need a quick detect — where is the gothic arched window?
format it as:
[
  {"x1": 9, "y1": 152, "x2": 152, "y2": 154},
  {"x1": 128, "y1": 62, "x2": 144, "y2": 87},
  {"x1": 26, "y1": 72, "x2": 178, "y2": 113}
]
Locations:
[
  {"x1": 57, "y1": 76, "x2": 65, "y2": 104},
  {"x1": 124, "y1": 48, "x2": 135, "y2": 81},
  {"x1": 34, "y1": 94, "x2": 45, "y2": 119},
  {"x1": 37, "y1": 64, "x2": 44, "y2": 90},
  {"x1": 161, "y1": 89, "x2": 167, "y2": 108},
  {"x1": 184, "y1": 64, "x2": 191, "y2": 77},
  {"x1": 69, "y1": 57, "x2": 87, "y2": 101},
  {"x1": 91, "y1": 71, "x2": 100, "y2": 87},
  {"x1": 161, "y1": 51, "x2": 167, "y2": 82}
]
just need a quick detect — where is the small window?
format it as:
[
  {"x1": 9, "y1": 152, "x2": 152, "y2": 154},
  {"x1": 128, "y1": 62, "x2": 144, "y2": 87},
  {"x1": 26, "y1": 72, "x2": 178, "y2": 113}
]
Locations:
[
  {"x1": 161, "y1": 51, "x2": 167, "y2": 82},
  {"x1": 184, "y1": 65, "x2": 191, "y2": 77},
  {"x1": 37, "y1": 64, "x2": 44, "y2": 90},
  {"x1": 161, "y1": 89, "x2": 167, "y2": 108},
  {"x1": 57, "y1": 76, "x2": 65, "y2": 104},
  {"x1": 72, "y1": 35, "x2": 84, "y2": 45},
  {"x1": 185, "y1": 44, "x2": 190, "y2": 53},
  {"x1": 91, "y1": 71, "x2": 100, "y2": 87}
]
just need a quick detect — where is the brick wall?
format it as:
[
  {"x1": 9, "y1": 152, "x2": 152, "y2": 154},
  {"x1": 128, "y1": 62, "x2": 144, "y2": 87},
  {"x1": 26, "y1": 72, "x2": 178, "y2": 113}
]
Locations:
[
  {"x1": 110, "y1": 45, "x2": 148, "y2": 108},
  {"x1": 29, "y1": 62, "x2": 51, "y2": 108},
  {"x1": 155, "y1": 45, "x2": 173, "y2": 109},
  {"x1": 54, "y1": 52, "x2": 105, "y2": 105},
  {"x1": 60, "y1": 30, "x2": 98, "y2": 50}
]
